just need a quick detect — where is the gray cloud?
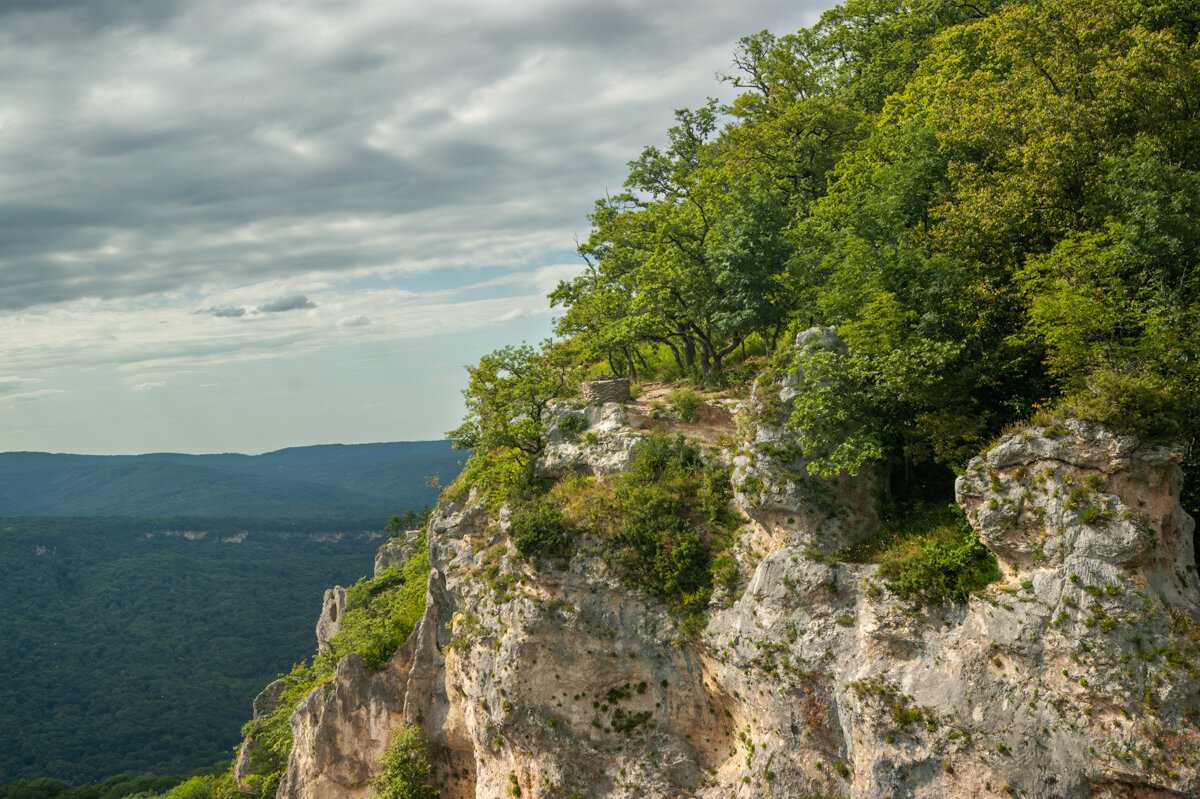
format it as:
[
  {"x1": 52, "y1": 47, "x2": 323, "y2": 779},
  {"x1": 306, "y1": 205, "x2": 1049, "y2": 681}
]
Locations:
[
  {"x1": 198, "y1": 305, "x2": 248, "y2": 318},
  {"x1": 259, "y1": 294, "x2": 317, "y2": 313},
  {"x1": 0, "y1": 376, "x2": 42, "y2": 395},
  {"x1": 0, "y1": 0, "x2": 830, "y2": 312}
]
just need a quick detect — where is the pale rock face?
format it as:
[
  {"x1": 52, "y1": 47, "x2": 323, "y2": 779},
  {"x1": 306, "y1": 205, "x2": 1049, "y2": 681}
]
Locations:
[
  {"x1": 537, "y1": 400, "x2": 647, "y2": 477},
  {"x1": 234, "y1": 680, "x2": 291, "y2": 793},
  {"x1": 253, "y1": 679, "x2": 288, "y2": 720},
  {"x1": 316, "y1": 587, "x2": 347, "y2": 655},
  {"x1": 732, "y1": 327, "x2": 878, "y2": 553},
  {"x1": 375, "y1": 533, "x2": 421, "y2": 575},
  {"x1": 267, "y1": 400, "x2": 1200, "y2": 799}
]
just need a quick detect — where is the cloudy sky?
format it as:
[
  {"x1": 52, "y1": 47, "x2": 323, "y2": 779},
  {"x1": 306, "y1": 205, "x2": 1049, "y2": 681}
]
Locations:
[{"x1": 0, "y1": 0, "x2": 834, "y2": 455}]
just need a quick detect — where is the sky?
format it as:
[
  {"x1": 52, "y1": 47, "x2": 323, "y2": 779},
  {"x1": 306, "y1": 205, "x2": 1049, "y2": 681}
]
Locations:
[{"x1": 0, "y1": 0, "x2": 835, "y2": 455}]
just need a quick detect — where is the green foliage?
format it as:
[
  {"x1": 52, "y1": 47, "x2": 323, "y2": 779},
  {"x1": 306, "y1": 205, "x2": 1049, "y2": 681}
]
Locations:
[
  {"x1": 557, "y1": 413, "x2": 589, "y2": 437},
  {"x1": 667, "y1": 388, "x2": 704, "y2": 422},
  {"x1": 538, "y1": 0, "x2": 1200, "y2": 524},
  {"x1": 336, "y1": 552, "x2": 430, "y2": 671},
  {"x1": 841, "y1": 502, "x2": 1000, "y2": 605},
  {"x1": 0, "y1": 764, "x2": 229, "y2": 799},
  {"x1": 385, "y1": 507, "x2": 432, "y2": 534},
  {"x1": 371, "y1": 726, "x2": 437, "y2": 799},
  {"x1": 163, "y1": 776, "x2": 212, "y2": 799},
  {"x1": 446, "y1": 341, "x2": 580, "y2": 508},
  {"x1": 509, "y1": 500, "x2": 573, "y2": 560}
]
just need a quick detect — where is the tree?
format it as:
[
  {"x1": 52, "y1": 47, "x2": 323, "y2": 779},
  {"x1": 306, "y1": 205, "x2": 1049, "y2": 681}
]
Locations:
[
  {"x1": 371, "y1": 725, "x2": 437, "y2": 799},
  {"x1": 445, "y1": 340, "x2": 580, "y2": 502}
]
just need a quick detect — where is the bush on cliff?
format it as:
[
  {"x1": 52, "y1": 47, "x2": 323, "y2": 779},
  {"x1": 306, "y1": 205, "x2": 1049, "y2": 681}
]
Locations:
[
  {"x1": 538, "y1": 430, "x2": 738, "y2": 626},
  {"x1": 371, "y1": 725, "x2": 438, "y2": 799},
  {"x1": 842, "y1": 502, "x2": 1000, "y2": 605},
  {"x1": 509, "y1": 500, "x2": 574, "y2": 560}
]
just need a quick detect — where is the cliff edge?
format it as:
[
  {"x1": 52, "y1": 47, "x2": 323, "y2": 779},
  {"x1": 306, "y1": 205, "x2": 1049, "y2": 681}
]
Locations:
[{"x1": 247, "y1": 357, "x2": 1200, "y2": 799}]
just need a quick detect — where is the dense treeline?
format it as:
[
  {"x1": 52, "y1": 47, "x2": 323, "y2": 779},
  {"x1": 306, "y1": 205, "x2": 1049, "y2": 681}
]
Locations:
[
  {"x1": 0, "y1": 763, "x2": 228, "y2": 799},
  {"x1": 0, "y1": 517, "x2": 395, "y2": 784},
  {"x1": 463, "y1": 0, "x2": 1199, "y2": 514}
]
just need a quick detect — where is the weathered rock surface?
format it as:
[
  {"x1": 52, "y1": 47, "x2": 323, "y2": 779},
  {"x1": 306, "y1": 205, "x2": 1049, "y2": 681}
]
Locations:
[
  {"x1": 262, "y1": 396, "x2": 1199, "y2": 799},
  {"x1": 375, "y1": 532, "x2": 422, "y2": 574},
  {"x1": 235, "y1": 680, "x2": 291, "y2": 793},
  {"x1": 536, "y1": 400, "x2": 648, "y2": 478},
  {"x1": 316, "y1": 588, "x2": 347, "y2": 655},
  {"x1": 732, "y1": 327, "x2": 877, "y2": 553}
]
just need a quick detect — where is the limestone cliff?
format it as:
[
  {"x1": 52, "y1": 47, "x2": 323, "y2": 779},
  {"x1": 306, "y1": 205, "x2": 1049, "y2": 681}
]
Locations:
[{"x1": 255, "y1": 352, "x2": 1200, "y2": 799}]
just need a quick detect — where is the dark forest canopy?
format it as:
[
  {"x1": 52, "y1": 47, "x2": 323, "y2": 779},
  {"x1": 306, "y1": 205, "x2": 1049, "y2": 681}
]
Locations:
[
  {"x1": 0, "y1": 517, "x2": 395, "y2": 785},
  {"x1": 457, "y1": 0, "x2": 1200, "y2": 509}
]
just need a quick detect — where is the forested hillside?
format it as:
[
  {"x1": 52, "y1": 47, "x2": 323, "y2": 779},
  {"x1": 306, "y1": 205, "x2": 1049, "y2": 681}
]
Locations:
[
  {"x1": 0, "y1": 518, "x2": 390, "y2": 784},
  {"x1": 0, "y1": 441, "x2": 460, "y2": 517}
]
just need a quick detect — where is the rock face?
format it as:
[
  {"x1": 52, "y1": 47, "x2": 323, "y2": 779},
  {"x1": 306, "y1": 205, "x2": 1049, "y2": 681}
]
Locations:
[
  {"x1": 316, "y1": 588, "x2": 347, "y2": 655},
  {"x1": 732, "y1": 327, "x2": 878, "y2": 553},
  {"x1": 375, "y1": 532, "x2": 422, "y2": 574},
  {"x1": 265, "y1": 388, "x2": 1200, "y2": 799},
  {"x1": 235, "y1": 680, "x2": 290, "y2": 793}
]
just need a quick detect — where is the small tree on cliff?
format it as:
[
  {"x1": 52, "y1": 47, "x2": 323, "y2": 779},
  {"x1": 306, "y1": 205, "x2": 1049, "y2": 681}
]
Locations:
[
  {"x1": 445, "y1": 339, "x2": 580, "y2": 503},
  {"x1": 372, "y1": 724, "x2": 438, "y2": 799}
]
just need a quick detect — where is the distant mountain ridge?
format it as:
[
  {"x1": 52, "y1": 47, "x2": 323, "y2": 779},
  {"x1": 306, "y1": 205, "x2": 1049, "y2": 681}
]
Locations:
[{"x1": 0, "y1": 441, "x2": 462, "y2": 518}]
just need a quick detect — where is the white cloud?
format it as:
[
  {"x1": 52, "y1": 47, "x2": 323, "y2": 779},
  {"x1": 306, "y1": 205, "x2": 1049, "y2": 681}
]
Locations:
[{"x1": 0, "y1": 388, "x2": 67, "y2": 403}]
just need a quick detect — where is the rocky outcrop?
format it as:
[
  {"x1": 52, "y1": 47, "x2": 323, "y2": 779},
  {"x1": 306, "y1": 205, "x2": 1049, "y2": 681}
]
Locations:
[
  {"x1": 316, "y1": 588, "x2": 347, "y2": 655},
  {"x1": 537, "y1": 400, "x2": 647, "y2": 477},
  {"x1": 375, "y1": 532, "x2": 422, "y2": 574},
  {"x1": 266, "y1": 394, "x2": 1199, "y2": 799},
  {"x1": 732, "y1": 327, "x2": 878, "y2": 553},
  {"x1": 234, "y1": 680, "x2": 289, "y2": 793},
  {"x1": 956, "y1": 419, "x2": 1198, "y2": 605}
]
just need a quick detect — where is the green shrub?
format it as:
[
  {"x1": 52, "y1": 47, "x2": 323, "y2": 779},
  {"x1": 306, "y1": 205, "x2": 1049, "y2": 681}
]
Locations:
[
  {"x1": 842, "y1": 502, "x2": 1000, "y2": 605},
  {"x1": 712, "y1": 554, "x2": 741, "y2": 593},
  {"x1": 1068, "y1": 369, "x2": 1179, "y2": 439},
  {"x1": 558, "y1": 413, "x2": 589, "y2": 437},
  {"x1": 612, "y1": 433, "x2": 735, "y2": 610},
  {"x1": 164, "y1": 776, "x2": 212, "y2": 799},
  {"x1": 667, "y1": 388, "x2": 704, "y2": 422},
  {"x1": 510, "y1": 501, "x2": 573, "y2": 560},
  {"x1": 372, "y1": 725, "x2": 438, "y2": 799}
]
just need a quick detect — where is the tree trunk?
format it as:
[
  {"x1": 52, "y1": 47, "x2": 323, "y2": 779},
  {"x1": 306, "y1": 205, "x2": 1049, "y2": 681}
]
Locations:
[
  {"x1": 768, "y1": 321, "x2": 783, "y2": 354},
  {"x1": 658, "y1": 338, "x2": 684, "y2": 371},
  {"x1": 679, "y1": 327, "x2": 696, "y2": 369}
]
